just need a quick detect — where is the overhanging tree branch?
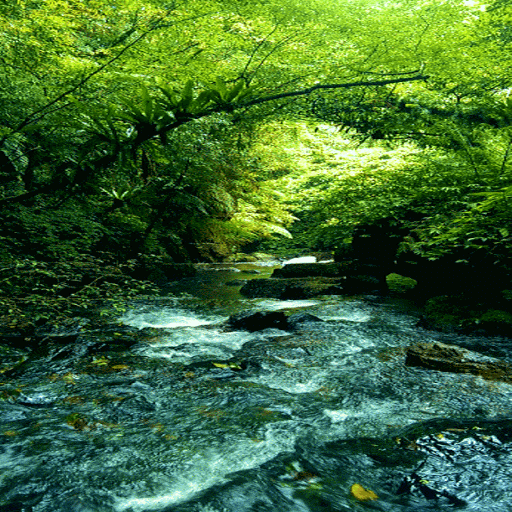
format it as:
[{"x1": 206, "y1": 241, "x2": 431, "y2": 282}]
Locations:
[
  {"x1": 0, "y1": 74, "x2": 428, "y2": 207},
  {"x1": 233, "y1": 74, "x2": 429, "y2": 109}
]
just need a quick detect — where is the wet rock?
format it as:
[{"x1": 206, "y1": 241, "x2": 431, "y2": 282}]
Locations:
[
  {"x1": 419, "y1": 295, "x2": 512, "y2": 336},
  {"x1": 227, "y1": 310, "x2": 290, "y2": 331},
  {"x1": 405, "y1": 341, "x2": 512, "y2": 383},
  {"x1": 343, "y1": 274, "x2": 386, "y2": 294},
  {"x1": 240, "y1": 277, "x2": 344, "y2": 299},
  {"x1": 206, "y1": 368, "x2": 238, "y2": 380},
  {"x1": 478, "y1": 309, "x2": 512, "y2": 336},
  {"x1": 17, "y1": 392, "x2": 56, "y2": 408},
  {"x1": 287, "y1": 312, "x2": 324, "y2": 329},
  {"x1": 386, "y1": 273, "x2": 417, "y2": 296}
]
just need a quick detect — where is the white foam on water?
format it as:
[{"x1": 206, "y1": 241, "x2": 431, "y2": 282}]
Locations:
[
  {"x1": 248, "y1": 372, "x2": 327, "y2": 394},
  {"x1": 114, "y1": 423, "x2": 298, "y2": 512},
  {"x1": 283, "y1": 256, "x2": 317, "y2": 264},
  {"x1": 141, "y1": 327, "x2": 255, "y2": 361},
  {"x1": 253, "y1": 299, "x2": 320, "y2": 310},
  {"x1": 120, "y1": 308, "x2": 220, "y2": 329},
  {"x1": 323, "y1": 409, "x2": 357, "y2": 423}
]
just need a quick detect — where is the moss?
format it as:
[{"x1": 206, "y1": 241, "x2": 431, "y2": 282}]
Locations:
[
  {"x1": 501, "y1": 290, "x2": 512, "y2": 302},
  {"x1": 422, "y1": 296, "x2": 512, "y2": 336},
  {"x1": 386, "y1": 273, "x2": 417, "y2": 294},
  {"x1": 423, "y1": 295, "x2": 480, "y2": 331},
  {"x1": 478, "y1": 309, "x2": 512, "y2": 335}
]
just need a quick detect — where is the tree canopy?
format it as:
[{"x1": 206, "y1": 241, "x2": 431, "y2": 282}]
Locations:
[{"x1": 1, "y1": 0, "x2": 511, "y2": 326}]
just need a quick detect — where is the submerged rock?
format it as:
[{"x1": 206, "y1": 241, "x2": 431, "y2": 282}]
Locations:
[
  {"x1": 287, "y1": 312, "x2": 324, "y2": 329},
  {"x1": 405, "y1": 341, "x2": 512, "y2": 383}
]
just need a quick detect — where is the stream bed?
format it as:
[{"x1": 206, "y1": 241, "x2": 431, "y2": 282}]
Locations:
[{"x1": 2, "y1": 260, "x2": 512, "y2": 512}]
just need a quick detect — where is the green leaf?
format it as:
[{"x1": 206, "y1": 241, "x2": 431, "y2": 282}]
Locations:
[
  {"x1": 215, "y1": 77, "x2": 228, "y2": 102},
  {"x1": 226, "y1": 80, "x2": 245, "y2": 102},
  {"x1": 178, "y1": 80, "x2": 195, "y2": 111}
]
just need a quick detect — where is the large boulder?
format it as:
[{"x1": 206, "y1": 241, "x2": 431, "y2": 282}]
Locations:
[
  {"x1": 418, "y1": 295, "x2": 512, "y2": 336},
  {"x1": 226, "y1": 310, "x2": 289, "y2": 331},
  {"x1": 405, "y1": 341, "x2": 512, "y2": 384},
  {"x1": 271, "y1": 262, "x2": 388, "y2": 294},
  {"x1": 287, "y1": 312, "x2": 324, "y2": 329},
  {"x1": 240, "y1": 277, "x2": 344, "y2": 299}
]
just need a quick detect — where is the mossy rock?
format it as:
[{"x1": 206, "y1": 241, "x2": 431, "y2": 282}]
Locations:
[
  {"x1": 421, "y1": 296, "x2": 512, "y2": 336},
  {"x1": 478, "y1": 309, "x2": 512, "y2": 335},
  {"x1": 422, "y1": 295, "x2": 481, "y2": 332},
  {"x1": 240, "y1": 277, "x2": 344, "y2": 299},
  {"x1": 500, "y1": 290, "x2": 512, "y2": 303},
  {"x1": 386, "y1": 273, "x2": 417, "y2": 295}
]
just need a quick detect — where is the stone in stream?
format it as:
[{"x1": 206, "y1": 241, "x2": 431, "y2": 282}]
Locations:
[
  {"x1": 287, "y1": 312, "x2": 324, "y2": 329},
  {"x1": 227, "y1": 310, "x2": 290, "y2": 331},
  {"x1": 240, "y1": 277, "x2": 344, "y2": 299},
  {"x1": 225, "y1": 310, "x2": 324, "y2": 332},
  {"x1": 405, "y1": 341, "x2": 512, "y2": 384}
]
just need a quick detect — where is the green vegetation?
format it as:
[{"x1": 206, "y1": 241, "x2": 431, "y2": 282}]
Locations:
[{"x1": 1, "y1": 0, "x2": 511, "y2": 332}]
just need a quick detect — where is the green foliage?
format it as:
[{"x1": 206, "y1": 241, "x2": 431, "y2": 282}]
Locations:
[
  {"x1": 1, "y1": 0, "x2": 512, "y2": 330},
  {"x1": 0, "y1": 256, "x2": 159, "y2": 331},
  {"x1": 386, "y1": 273, "x2": 417, "y2": 294}
]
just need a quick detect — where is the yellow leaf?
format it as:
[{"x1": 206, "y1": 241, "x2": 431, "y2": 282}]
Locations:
[
  {"x1": 111, "y1": 365, "x2": 129, "y2": 371},
  {"x1": 213, "y1": 362, "x2": 229, "y2": 368},
  {"x1": 350, "y1": 483, "x2": 379, "y2": 501},
  {"x1": 91, "y1": 357, "x2": 109, "y2": 366}
]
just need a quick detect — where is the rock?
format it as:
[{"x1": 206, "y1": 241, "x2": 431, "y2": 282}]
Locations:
[
  {"x1": 386, "y1": 273, "x2": 417, "y2": 295},
  {"x1": 405, "y1": 341, "x2": 512, "y2": 383},
  {"x1": 343, "y1": 274, "x2": 386, "y2": 294},
  {"x1": 240, "y1": 277, "x2": 344, "y2": 299},
  {"x1": 272, "y1": 262, "x2": 342, "y2": 278},
  {"x1": 227, "y1": 310, "x2": 289, "y2": 331},
  {"x1": 287, "y1": 312, "x2": 324, "y2": 329},
  {"x1": 478, "y1": 309, "x2": 512, "y2": 336}
]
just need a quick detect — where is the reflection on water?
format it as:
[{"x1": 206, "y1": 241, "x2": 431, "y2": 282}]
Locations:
[{"x1": 1, "y1": 262, "x2": 512, "y2": 512}]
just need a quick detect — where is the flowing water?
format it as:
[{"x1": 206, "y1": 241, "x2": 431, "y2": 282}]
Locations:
[{"x1": 2, "y1": 260, "x2": 512, "y2": 512}]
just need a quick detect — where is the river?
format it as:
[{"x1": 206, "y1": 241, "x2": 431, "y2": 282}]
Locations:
[{"x1": 1, "y1": 259, "x2": 512, "y2": 512}]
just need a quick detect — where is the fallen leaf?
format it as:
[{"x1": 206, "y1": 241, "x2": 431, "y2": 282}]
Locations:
[{"x1": 350, "y1": 483, "x2": 378, "y2": 501}]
